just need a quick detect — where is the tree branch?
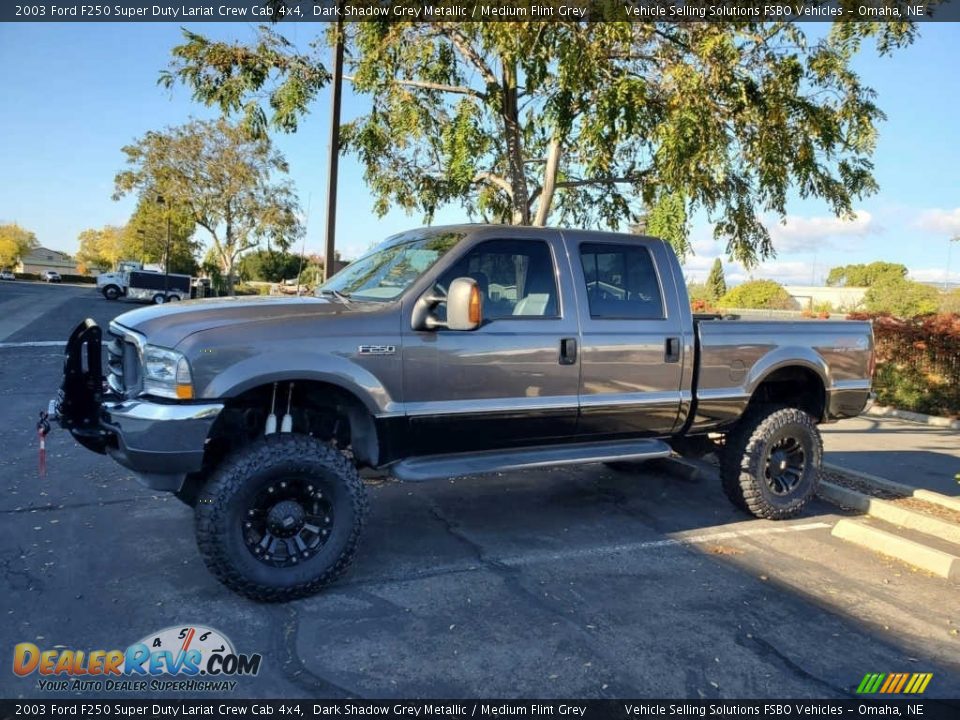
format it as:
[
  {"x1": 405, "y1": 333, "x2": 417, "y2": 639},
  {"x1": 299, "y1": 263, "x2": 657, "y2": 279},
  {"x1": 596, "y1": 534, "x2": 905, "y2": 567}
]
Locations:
[
  {"x1": 438, "y1": 27, "x2": 498, "y2": 86},
  {"x1": 533, "y1": 138, "x2": 561, "y2": 226},
  {"x1": 473, "y1": 171, "x2": 514, "y2": 199},
  {"x1": 343, "y1": 74, "x2": 486, "y2": 101}
]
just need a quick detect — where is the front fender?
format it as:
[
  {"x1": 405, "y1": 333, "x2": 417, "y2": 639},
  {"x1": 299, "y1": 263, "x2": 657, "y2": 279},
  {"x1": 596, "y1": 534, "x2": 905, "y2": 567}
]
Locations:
[{"x1": 199, "y1": 351, "x2": 400, "y2": 416}]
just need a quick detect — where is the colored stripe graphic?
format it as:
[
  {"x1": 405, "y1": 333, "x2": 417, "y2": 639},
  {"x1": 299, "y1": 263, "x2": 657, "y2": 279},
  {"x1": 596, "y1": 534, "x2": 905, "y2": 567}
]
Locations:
[
  {"x1": 894, "y1": 673, "x2": 910, "y2": 693},
  {"x1": 858, "y1": 672, "x2": 933, "y2": 694}
]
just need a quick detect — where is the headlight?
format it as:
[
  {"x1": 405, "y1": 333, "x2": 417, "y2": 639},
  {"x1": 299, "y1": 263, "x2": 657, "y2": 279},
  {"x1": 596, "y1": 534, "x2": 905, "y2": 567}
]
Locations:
[{"x1": 142, "y1": 345, "x2": 194, "y2": 400}]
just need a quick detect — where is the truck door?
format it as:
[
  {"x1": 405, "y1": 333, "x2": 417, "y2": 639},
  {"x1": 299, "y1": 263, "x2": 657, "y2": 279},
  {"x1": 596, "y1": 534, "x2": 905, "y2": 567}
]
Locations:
[
  {"x1": 402, "y1": 229, "x2": 582, "y2": 455},
  {"x1": 566, "y1": 234, "x2": 686, "y2": 437}
]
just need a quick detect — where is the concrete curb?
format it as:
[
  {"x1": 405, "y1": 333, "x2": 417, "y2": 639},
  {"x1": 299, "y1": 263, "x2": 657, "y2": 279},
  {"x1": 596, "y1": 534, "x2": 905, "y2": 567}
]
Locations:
[
  {"x1": 865, "y1": 405, "x2": 960, "y2": 430},
  {"x1": 831, "y1": 519, "x2": 960, "y2": 581},
  {"x1": 819, "y1": 481, "x2": 960, "y2": 545},
  {"x1": 824, "y1": 463, "x2": 960, "y2": 514}
]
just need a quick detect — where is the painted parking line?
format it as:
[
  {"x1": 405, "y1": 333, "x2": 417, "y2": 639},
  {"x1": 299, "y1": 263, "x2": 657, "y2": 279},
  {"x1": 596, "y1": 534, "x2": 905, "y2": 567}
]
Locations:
[
  {"x1": 496, "y1": 521, "x2": 833, "y2": 567},
  {"x1": 0, "y1": 341, "x2": 65, "y2": 348}
]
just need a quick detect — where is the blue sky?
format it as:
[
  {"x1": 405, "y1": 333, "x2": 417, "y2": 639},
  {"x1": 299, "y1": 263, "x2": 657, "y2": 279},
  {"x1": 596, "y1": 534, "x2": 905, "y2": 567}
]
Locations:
[{"x1": 1, "y1": 21, "x2": 959, "y2": 286}]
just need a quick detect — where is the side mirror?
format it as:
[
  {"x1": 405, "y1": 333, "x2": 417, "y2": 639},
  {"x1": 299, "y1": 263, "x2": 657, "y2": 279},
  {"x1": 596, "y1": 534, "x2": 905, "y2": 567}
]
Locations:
[
  {"x1": 446, "y1": 277, "x2": 483, "y2": 331},
  {"x1": 412, "y1": 276, "x2": 483, "y2": 331}
]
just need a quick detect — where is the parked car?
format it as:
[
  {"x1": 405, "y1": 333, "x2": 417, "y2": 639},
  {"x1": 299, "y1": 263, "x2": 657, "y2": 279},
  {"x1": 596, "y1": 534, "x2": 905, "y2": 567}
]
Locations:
[
  {"x1": 52, "y1": 225, "x2": 875, "y2": 601},
  {"x1": 0, "y1": 269, "x2": 15, "y2": 281},
  {"x1": 43, "y1": 270, "x2": 62, "y2": 283}
]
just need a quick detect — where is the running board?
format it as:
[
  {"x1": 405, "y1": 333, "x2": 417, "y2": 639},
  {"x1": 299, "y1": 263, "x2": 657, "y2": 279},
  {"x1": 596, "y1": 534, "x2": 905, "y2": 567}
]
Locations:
[{"x1": 390, "y1": 439, "x2": 673, "y2": 482}]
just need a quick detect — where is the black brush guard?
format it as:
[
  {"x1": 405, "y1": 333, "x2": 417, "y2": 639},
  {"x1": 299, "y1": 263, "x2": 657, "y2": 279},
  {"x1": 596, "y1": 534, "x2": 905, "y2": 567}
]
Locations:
[{"x1": 56, "y1": 319, "x2": 113, "y2": 454}]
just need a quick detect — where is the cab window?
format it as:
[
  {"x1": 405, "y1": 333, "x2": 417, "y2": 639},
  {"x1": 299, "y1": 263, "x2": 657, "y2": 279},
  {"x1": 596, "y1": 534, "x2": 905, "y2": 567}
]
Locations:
[
  {"x1": 439, "y1": 239, "x2": 559, "y2": 319},
  {"x1": 579, "y1": 243, "x2": 664, "y2": 319}
]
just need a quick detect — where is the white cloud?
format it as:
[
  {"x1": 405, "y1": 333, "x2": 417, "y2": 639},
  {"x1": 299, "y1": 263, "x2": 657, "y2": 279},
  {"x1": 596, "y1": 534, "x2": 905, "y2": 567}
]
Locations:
[
  {"x1": 768, "y1": 210, "x2": 878, "y2": 254},
  {"x1": 916, "y1": 208, "x2": 960, "y2": 237},
  {"x1": 907, "y1": 267, "x2": 960, "y2": 284}
]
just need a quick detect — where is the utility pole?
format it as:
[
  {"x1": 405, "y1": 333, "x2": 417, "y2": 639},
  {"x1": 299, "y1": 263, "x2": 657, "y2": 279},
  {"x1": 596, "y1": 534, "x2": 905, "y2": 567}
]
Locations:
[
  {"x1": 323, "y1": 9, "x2": 345, "y2": 282},
  {"x1": 946, "y1": 235, "x2": 960, "y2": 292},
  {"x1": 156, "y1": 194, "x2": 171, "y2": 297}
]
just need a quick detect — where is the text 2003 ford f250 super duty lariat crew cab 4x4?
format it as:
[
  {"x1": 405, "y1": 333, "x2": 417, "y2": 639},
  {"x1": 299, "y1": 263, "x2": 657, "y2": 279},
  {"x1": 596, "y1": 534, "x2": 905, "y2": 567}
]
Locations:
[{"x1": 52, "y1": 225, "x2": 874, "y2": 601}]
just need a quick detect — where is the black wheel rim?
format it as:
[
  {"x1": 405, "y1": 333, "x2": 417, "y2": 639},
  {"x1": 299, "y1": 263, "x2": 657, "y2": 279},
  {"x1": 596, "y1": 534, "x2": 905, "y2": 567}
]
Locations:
[
  {"x1": 242, "y1": 478, "x2": 334, "y2": 568},
  {"x1": 764, "y1": 436, "x2": 806, "y2": 495}
]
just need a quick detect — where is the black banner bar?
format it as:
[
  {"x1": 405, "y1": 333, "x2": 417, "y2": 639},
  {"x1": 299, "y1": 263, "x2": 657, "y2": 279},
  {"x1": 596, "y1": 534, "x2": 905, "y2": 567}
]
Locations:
[
  {"x1": 3, "y1": 699, "x2": 960, "y2": 720},
  {"x1": 2, "y1": 1, "x2": 959, "y2": 24}
]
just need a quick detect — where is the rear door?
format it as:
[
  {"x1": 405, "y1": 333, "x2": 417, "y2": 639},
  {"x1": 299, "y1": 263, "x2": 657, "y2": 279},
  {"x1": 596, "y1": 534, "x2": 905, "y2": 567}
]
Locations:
[
  {"x1": 565, "y1": 233, "x2": 687, "y2": 437},
  {"x1": 402, "y1": 229, "x2": 582, "y2": 455}
]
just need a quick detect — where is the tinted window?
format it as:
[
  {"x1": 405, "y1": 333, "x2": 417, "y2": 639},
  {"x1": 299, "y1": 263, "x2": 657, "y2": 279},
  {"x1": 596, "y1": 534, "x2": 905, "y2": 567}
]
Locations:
[
  {"x1": 439, "y1": 239, "x2": 559, "y2": 319},
  {"x1": 579, "y1": 243, "x2": 664, "y2": 319}
]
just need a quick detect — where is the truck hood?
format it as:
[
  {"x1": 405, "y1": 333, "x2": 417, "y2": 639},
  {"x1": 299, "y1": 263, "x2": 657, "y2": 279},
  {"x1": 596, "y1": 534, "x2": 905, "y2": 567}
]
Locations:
[{"x1": 111, "y1": 296, "x2": 375, "y2": 349}]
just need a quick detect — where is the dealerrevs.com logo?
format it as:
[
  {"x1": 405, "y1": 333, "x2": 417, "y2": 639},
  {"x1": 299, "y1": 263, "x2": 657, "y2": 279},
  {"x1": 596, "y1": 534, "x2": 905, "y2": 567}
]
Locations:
[{"x1": 13, "y1": 625, "x2": 262, "y2": 693}]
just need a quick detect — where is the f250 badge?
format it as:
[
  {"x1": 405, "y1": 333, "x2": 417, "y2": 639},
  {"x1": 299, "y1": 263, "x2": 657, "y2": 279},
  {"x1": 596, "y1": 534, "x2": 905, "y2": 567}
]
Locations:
[{"x1": 358, "y1": 345, "x2": 396, "y2": 355}]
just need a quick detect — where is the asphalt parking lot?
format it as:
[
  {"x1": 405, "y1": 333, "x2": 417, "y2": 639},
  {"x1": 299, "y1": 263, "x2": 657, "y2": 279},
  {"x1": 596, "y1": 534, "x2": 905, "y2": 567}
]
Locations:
[{"x1": 1, "y1": 281, "x2": 958, "y2": 700}]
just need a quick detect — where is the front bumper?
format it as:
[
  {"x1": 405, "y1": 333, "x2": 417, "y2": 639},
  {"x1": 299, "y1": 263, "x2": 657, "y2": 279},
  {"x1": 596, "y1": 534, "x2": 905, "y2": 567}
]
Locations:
[
  {"x1": 54, "y1": 319, "x2": 223, "y2": 492},
  {"x1": 101, "y1": 399, "x2": 223, "y2": 491}
]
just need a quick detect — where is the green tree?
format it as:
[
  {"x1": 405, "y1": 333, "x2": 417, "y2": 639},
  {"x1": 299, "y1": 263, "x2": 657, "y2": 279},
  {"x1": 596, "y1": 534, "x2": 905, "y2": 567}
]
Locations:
[
  {"x1": 125, "y1": 196, "x2": 200, "y2": 275},
  {"x1": 719, "y1": 280, "x2": 798, "y2": 310},
  {"x1": 864, "y1": 277, "x2": 940, "y2": 317},
  {"x1": 0, "y1": 223, "x2": 39, "y2": 268},
  {"x1": 162, "y1": 22, "x2": 914, "y2": 266},
  {"x1": 114, "y1": 118, "x2": 303, "y2": 294},
  {"x1": 826, "y1": 261, "x2": 908, "y2": 287},
  {"x1": 706, "y1": 258, "x2": 727, "y2": 302},
  {"x1": 75, "y1": 225, "x2": 127, "y2": 274},
  {"x1": 239, "y1": 248, "x2": 304, "y2": 282}
]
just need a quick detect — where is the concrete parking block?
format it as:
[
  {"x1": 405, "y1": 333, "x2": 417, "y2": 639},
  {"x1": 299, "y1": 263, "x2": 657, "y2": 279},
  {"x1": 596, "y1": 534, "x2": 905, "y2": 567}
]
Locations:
[
  {"x1": 824, "y1": 463, "x2": 960, "y2": 513},
  {"x1": 819, "y1": 481, "x2": 960, "y2": 545},
  {"x1": 831, "y1": 518, "x2": 960, "y2": 581}
]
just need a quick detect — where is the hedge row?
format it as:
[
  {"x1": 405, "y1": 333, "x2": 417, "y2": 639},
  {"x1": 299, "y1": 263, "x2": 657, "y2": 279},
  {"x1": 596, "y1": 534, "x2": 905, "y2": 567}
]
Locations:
[
  {"x1": 848, "y1": 313, "x2": 960, "y2": 417},
  {"x1": 13, "y1": 273, "x2": 95, "y2": 283}
]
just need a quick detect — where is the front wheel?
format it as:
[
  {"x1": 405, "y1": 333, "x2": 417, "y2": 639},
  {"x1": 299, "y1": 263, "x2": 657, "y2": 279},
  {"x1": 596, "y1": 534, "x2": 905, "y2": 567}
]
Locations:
[
  {"x1": 102, "y1": 285, "x2": 120, "y2": 301},
  {"x1": 720, "y1": 406, "x2": 822, "y2": 520},
  {"x1": 195, "y1": 435, "x2": 368, "y2": 602}
]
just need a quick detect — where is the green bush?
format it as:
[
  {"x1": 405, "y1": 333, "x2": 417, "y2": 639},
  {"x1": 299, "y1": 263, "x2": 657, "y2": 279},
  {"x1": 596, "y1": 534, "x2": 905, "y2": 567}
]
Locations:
[
  {"x1": 15, "y1": 273, "x2": 40, "y2": 281},
  {"x1": 719, "y1": 280, "x2": 798, "y2": 310},
  {"x1": 60, "y1": 274, "x2": 96, "y2": 284},
  {"x1": 939, "y1": 289, "x2": 960, "y2": 314},
  {"x1": 864, "y1": 277, "x2": 939, "y2": 317}
]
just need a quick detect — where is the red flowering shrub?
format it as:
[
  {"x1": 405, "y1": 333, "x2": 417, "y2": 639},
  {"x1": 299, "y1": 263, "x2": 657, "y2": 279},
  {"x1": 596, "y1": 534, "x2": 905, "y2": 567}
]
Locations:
[{"x1": 846, "y1": 312, "x2": 960, "y2": 417}]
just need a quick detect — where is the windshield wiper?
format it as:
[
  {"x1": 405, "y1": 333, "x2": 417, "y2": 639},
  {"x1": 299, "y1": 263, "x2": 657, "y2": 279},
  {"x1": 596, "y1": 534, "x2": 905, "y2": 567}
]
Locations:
[{"x1": 318, "y1": 288, "x2": 352, "y2": 304}]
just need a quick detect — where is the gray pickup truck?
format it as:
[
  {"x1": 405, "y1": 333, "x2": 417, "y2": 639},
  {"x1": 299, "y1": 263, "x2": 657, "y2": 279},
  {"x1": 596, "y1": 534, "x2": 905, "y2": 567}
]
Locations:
[{"x1": 54, "y1": 225, "x2": 874, "y2": 601}]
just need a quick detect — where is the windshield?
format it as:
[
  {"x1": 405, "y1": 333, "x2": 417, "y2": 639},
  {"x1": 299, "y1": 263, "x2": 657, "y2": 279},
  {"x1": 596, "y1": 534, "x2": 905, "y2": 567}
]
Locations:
[{"x1": 317, "y1": 231, "x2": 463, "y2": 301}]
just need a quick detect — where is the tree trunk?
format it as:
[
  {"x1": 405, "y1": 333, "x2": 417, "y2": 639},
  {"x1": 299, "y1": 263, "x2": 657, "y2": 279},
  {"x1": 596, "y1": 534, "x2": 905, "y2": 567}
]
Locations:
[
  {"x1": 533, "y1": 138, "x2": 561, "y2": 227},
  {"x1": 501, "y1": 61, "x2": 530, "y2": 225}
]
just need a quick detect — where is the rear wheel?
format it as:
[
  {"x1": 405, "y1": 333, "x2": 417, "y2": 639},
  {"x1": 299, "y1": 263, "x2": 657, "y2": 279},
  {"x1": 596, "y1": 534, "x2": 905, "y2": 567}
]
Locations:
[
  {"x1": 195, "y1": 434, "x2": 368, "y2": 602},
  {"x1": 152, "y1": 293, "x2": 166, "y2": 304},
  {"x1": 720, "y1": 405, "x2": 822, "y2": 519},
  {"x1": 167, "y1": 294, "x2": 180, "y2": 302}
]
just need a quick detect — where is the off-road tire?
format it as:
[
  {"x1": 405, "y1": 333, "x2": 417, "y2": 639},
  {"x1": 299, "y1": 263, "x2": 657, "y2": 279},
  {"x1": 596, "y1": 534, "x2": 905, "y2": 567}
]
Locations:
[
  {"x1": 102, "y1": 285, "x2": 120, "y2": 301},
  {"x1": 195, "y1": 434, "x2": 368, "y2": 602},
  {"x1": 720, "y1": 405, "x2": 822, "y2": 519}
]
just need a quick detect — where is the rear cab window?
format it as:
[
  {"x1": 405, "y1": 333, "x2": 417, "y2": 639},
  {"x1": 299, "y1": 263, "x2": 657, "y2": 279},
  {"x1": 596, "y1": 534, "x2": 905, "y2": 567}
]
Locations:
[{"x1": 578, "y1": 242, "x2": 665, "y2": 320}]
